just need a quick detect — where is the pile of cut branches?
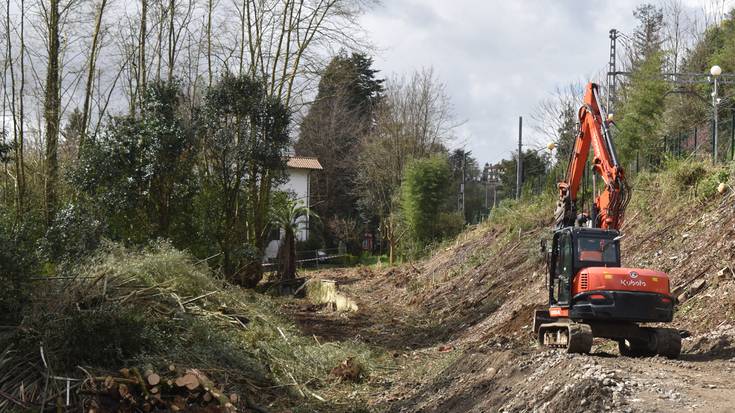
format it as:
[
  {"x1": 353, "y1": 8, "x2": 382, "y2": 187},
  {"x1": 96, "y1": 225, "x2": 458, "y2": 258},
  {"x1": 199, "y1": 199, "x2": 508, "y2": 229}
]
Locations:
[{"x1": 82, "y1": 366, "x2": 240, "y2": 413}]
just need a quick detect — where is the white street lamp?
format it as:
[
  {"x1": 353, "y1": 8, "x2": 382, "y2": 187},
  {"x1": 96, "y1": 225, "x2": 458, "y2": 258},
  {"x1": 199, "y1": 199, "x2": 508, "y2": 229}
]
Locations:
[{"x1": 711, "y1": 65, "x2": 722, "y2": 164}]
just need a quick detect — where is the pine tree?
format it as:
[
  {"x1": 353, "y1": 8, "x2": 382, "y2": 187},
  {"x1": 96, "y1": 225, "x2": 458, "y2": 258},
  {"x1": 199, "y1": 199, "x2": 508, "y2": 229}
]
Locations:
[
  {"x1": 295, "y1": 52, "x2": 384, "y2": 245},
  {"x1": 556, "y1": 103, "x2": 577, "y2": 166},
  {"x1": 616, "y1": 52, "x2": 668, "y2": 164},
  {"x1": 631, "y1": 4, "x2": 665, "y2": 68}
]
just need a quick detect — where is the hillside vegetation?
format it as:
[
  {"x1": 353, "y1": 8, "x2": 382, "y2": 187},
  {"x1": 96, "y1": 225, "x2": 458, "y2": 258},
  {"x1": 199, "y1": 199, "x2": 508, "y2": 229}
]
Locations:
[{"x1": 289, "y1": 157, "x2": 735, "y2": 412}]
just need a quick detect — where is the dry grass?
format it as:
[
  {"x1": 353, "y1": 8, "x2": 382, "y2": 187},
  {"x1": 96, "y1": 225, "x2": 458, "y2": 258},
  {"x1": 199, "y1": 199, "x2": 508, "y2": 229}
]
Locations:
[{"x1": 0, "y1": 241, "x2": 388, "y2": 412}]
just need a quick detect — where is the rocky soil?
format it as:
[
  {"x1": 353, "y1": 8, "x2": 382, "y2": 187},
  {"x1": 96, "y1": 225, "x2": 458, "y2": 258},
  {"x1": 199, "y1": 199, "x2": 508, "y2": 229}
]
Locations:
[{"x1": 284, "y1": 178, "x2": 735, "y2": 412}]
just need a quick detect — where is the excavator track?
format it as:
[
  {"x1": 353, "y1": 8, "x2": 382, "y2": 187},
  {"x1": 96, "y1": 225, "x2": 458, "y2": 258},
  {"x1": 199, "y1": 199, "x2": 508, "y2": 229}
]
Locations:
[
  {"x1": 618, "y1": 327, "x2": 682, "y2": 358},
  {"x1": 538, "y1": 322, "x2": 593, "y2": 354},
  {"x1": 536, "y1": 320, "x2": 681, "y2": 358}
]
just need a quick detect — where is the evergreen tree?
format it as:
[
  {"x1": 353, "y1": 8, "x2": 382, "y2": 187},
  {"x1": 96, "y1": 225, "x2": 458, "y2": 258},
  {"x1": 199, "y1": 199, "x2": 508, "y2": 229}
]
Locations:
[
  {"x1": 401, "y1": 155, "x2": 451, "y2": 247},
  {"x1": 631, "y1": 4, "x2": 665, "y2": 68},
  {"x1": 73, "y1": 81, "x2": 197, "y2": 245},
  {"x1": 556, "y1": 103, "x2": 577, "y2": 167},
  {"x1": 447, "y1": 149, "x2": 484, "y2": 223},
  {"x1": 199, "y1": 74, "x2": 290, "y2": 286},
  {"x1": 499, "y1": 150, "x2": 550, "y2": 198},
  {"x1": 616, "y1": 52, "x2": 668, "y2": 165},
  {"x1": 295, "y1": 52, "x2": 384, "y2": 246}
]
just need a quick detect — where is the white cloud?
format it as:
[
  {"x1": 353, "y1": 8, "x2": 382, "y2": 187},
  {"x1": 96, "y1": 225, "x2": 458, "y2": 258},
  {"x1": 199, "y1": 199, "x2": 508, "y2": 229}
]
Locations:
[{"x1": 360, "y1": 0, "x2": 724, "y2": 164}]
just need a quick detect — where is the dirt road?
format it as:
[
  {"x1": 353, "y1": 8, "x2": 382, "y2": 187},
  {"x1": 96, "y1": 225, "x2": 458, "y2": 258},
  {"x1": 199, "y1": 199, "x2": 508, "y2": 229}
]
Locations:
[{"x1": 285, "y1": 268, "x2": 735, "y2": 412}]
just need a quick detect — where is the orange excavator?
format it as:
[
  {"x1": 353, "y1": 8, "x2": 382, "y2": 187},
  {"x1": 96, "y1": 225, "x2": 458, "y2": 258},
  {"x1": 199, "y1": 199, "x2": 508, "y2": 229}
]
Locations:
[{"x1": 532, "y1": 83, "x2": 681, "y2": 358}]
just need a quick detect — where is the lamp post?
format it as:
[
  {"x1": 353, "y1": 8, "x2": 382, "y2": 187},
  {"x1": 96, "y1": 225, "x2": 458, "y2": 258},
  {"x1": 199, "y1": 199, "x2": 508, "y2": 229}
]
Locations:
[{"x1": 711, "y1": 65, "x2": 722, "y2": 164}]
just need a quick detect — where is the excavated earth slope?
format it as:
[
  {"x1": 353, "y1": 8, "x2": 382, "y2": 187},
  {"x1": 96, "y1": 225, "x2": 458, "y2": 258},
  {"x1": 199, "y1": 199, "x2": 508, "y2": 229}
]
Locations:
[{"x1": 289, "y1": 171, "x2": 735, "y2": 413}]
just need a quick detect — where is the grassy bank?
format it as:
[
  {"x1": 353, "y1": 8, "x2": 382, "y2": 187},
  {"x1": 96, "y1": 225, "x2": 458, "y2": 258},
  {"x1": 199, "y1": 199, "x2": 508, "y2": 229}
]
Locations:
[{"x1": 0, "y1": 241, "x2": 389, "y2": 412}]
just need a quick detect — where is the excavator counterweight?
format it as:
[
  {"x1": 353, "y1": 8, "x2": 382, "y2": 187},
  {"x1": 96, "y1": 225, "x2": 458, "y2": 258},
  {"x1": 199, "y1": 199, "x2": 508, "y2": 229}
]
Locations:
[{"x1": 534, "y1": 83, "x2": 681, "y2": 358}]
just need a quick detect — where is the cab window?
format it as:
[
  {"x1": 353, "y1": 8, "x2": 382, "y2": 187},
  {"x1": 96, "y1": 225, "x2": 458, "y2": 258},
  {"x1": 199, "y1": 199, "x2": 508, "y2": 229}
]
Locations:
[
  {"x1": 577, "y1": 236, "x2": 617, "y2": 264},
  {"x1": 554, "y1": 232, "x2": 572, "y2": 304}
]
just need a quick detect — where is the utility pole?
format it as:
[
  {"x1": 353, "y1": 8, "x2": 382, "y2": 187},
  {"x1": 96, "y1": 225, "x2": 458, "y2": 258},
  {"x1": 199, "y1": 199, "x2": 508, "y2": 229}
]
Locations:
[
  {"x1": 489, "y1": 164, "x2": 499, "y2": 209},
  {"x1": 483, "y1": 163, "x2": 489, "y2": 210},
  {"x1": 516, "y1": 116, "x2": 522, "y2": 200},
  {"x1": 458, "y1": 152, "x2": 463, "y2": 215},
  {"x1": 607, "y1": 29, "x2": 618, "y2": 114},
  {"x1": 461, "y1": 151, "x2": 467, "y2": 222}
]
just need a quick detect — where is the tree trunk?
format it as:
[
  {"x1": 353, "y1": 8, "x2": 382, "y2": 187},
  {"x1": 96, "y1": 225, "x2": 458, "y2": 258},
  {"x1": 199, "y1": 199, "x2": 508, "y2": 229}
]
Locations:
[
  {"x1": 138, "y1": 0, "x2": 148, "y2": 113},
  {"x1": 13, "y1": 0, "x2": 26, "y2": 218},
  {"x1": 77, "y1": 0, "x2": 107, "y2": 151},
  {"x1": 388, "y1": 239, "x2": 394, "y2": 265},
  {"x1": 167, "y1": 0, "x2": 175, "y2": 81},
  {"x1": 280, "y1": 230, "x2": 296, "y2": 281},
  {"x1": 44, "y1": 0, "x2": 60, "y2": 226},
  {"x1": 79, "y1": 0, "x2": 107, "y2": 151},
  {"x1": 206, "y1": 0, "x2": 213, "y2": 87}
]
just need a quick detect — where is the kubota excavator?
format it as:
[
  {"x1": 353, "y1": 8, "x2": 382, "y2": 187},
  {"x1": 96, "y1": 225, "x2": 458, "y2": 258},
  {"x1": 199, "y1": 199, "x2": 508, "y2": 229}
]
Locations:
[{"x1": 532, "y1": 83, "x2": 682, "y2": 358}]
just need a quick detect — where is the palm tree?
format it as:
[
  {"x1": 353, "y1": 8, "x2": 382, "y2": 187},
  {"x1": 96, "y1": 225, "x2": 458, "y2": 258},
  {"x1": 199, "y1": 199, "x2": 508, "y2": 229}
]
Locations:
[{"x1": 269, "y1": 197, "x2": 318, "y2": 281}]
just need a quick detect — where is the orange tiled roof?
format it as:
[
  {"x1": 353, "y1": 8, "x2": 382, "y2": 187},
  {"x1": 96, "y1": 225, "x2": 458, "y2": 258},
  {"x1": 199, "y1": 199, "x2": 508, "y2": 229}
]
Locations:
[{"x1": 287, "y1": 156, "x2": 323, "y2": 170}]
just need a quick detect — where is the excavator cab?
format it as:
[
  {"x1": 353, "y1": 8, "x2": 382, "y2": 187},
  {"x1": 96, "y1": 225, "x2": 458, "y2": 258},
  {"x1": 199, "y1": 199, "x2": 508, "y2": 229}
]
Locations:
[
  {"x1": 548, "y1": 227, "x2": 621, "y2": 307},
  {"x1": 535, "y1": 226, "x2": 680, "y2": 357}
]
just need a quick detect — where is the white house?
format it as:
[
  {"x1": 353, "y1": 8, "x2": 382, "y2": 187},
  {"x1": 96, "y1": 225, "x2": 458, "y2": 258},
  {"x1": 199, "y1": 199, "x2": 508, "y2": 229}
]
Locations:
[{"x1": 264, "y1": 156, "x2": 323, "y2": 260}]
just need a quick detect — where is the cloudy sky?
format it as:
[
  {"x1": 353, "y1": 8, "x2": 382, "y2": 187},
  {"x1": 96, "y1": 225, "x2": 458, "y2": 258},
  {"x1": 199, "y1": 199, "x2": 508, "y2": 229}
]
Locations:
[{"x1": 360, "y1": 0, "x2": 729, "y2": 164}]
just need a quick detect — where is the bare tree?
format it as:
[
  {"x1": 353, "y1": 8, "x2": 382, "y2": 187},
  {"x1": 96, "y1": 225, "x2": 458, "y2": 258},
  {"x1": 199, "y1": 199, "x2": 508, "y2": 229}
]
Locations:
[
  {"x1": 8, "y1": 0, "x2": 28, "y2": 217},
  {"x1": 206, "y1": 0, "x2": 213, "y2": 86},
  {"x1": 79, "y1": 0, "x2": 108, "y2": 149},
  {"x1": 701, "y1": 0, "x2": 726, "y2": 29},
  {"x1": 166, "y1": 0, "x2": 196, "y2": 81},
  {"x1": 233, "y1": 0, "x2": 372, "y2": 107},
  {"x1": 663, "y1": 0, "x2": 688, "y2": 75},
  {"x1": 531, "y1": 83, "x2": 583, "y2": 145},
  {"x1": 43, "y1": 0, "x2": 61, "y2": 224},
  {"x1": 355, "y1": 69, "x2": 456, "y2": 264}
]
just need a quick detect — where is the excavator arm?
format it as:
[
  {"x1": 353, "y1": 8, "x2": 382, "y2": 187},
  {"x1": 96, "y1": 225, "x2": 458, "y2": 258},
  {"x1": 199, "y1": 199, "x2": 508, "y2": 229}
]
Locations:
[{"x1": 555, "y1": 83, "x2": 630, "y2": 230}]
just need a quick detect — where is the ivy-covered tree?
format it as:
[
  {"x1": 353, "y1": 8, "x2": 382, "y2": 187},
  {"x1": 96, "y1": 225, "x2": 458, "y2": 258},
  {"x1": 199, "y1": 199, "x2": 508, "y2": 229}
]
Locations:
[
  {"x1": 73, "y1": 81, "x2": 197, "y2": 245},
  {"x1": 199, "y1": 74, "x2": 290, "y2": 286}
]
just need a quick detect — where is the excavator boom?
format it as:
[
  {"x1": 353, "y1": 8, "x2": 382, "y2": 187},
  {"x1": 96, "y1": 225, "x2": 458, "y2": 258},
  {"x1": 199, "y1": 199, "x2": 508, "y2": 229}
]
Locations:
[{"x1": 555, "y1": 83, "x2": 630, "y2": 230}]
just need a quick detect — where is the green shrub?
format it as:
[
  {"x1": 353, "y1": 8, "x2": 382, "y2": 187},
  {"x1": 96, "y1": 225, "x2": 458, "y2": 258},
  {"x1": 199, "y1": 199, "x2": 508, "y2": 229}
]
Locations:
[
  {"x1": 56, "y1": 308, "x2": 170, "y2": 370},
  {"x1": 40, "y1": 202, "x2": 104, "y2": 264},
  {"x1": 401, "y1": 156, "x2": 452, "y2": 246},
  {"x1": 0, "y1": 212, "x2": 42, "y2": 324},
  {"x1": 699, "y1": 169, "x2": 730, "y2": 199},
  {"x1": 662, "y1": 157, "x2": 708, "y2": 193},
  {"x1": 435, "y1": 212, "x2": 465, "y2": 239}
]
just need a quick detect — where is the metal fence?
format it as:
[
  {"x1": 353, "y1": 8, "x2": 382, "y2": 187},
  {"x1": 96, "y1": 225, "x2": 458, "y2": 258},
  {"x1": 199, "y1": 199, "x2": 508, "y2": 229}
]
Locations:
[
  {"x1": 262, "y1": 248, "x2": 348, "y2": 272},
  {"x1": 627, "y1": 112, "x2": 735, "y2": 174}
]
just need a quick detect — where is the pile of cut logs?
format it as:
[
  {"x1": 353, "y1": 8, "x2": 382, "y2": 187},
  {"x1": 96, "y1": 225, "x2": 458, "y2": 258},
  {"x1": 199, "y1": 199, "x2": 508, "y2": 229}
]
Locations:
[{"x1": 83, "y1": 366, "x2": 239, "y2": 413}]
